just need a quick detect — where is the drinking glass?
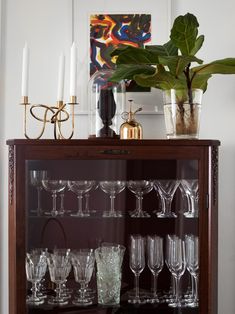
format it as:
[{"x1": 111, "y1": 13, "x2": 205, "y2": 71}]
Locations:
[
  {"x1": 42, "y1": 179, "x2": 67, "y2": 216},
  {"x1": 154, "y1": 180, "x2": 180, "y2": 218},
  {"x1": 95, "y1": 243, "x2": 125, "y2": 305},
  {"x1": 127, "y1": 180, "x2": 153, "y2": 218},
  {"x1": 128, "y1": 235, "x2": 146, "y2": 304},
  {"x1": 147, "y1": 235, "x2": 164, "y2": 303},
  {"x1": 47, "y1": 252, "x2": 71, "y2": 305},
  {"x1": 185, "y1": 235, "x2": 199, "y2": 307},
  {"x1": 29, "y1": 170, "x2": 48, "y2": 215},
  {"x1": 166, "y1": 235, "x2": 186, "y2": 307},
  {"x1": 181, "y1": 180, "x2": 199, "y2": 218},
  {"x1": 25, "y1": 251, "x2": 47, "y2": 305},
  {"x1": 99, "y1": 180, "x2": 126, "y2": 217},
  {"x1": 72, "y1": 249, "x2": 95, "y2": 306},
  {"x1": 68, "y1": 180, "x2": 95, "y2": 217}
]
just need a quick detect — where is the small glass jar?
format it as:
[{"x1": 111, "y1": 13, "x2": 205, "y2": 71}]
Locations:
[{"x1": 88, "y1": 69, "x2": 126, "y2": 138}]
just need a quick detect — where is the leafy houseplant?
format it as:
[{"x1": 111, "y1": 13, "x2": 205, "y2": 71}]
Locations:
[{"x1": 110, "y1": 13, "x2": 235, "y2": 138}]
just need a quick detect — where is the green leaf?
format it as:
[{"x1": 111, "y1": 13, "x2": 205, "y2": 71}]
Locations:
[
  {"x1": 170, "y1": 13, "x2": 199, "y2": 55},
  {"x1": 146, "y1": 40, "x2": 178, "y2": 56},
  {"x1": 192, "y1": 58, "x2": 235, "y2": 74},
  {"x1": 109, "y1": 64, "x2": 156, "y2": 82},
  {"x1": 191, "y1": 73, "x2": 212, "y2": 92},
  {"x1": 133, "y1": 70, "x2": 187, "y2": 90},
  {"x1": 158, "y1": 55, "x2": 203, "y2": 77},
  {"x1": 113, "y1": 46, "x2": 160, "y2": 65},
  {"x1": 191, "y1": 35, "x2": 204, "y2": 55}
]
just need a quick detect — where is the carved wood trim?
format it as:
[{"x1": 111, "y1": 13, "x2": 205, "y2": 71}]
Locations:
[
  {"x1": 9, "y1": 145, "x2": 14, "y2": 205},
  {"x1": 212, "y1": 146, "x2": 218, "y2": 205}
]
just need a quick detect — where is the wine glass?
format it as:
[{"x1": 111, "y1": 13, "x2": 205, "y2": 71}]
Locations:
[
  {"x1": 128, "y1": 235, "x2": 146, "y2": 304},
  {"x1": 154, "y1": 180, "x2": 180, "y2": 218},
  {"x1": 68, "y1": 180, "x2": 95, "y2": 217},
  {"x1": 127, "y1": 180, "x2": 153, "y2": 218},
  {"x1": 29, "y1": 170, "x2": 48, "y2": 215},
  {"x1": 47, "y1": 251, "x2": 71, "y2": 305},
  {"x1": 99, "y1": 180, "x2": 126, "y2": 217},
  {"x1": 72, "y1": 249, "x2": 95, "y2": 306},
  {"x1": 181, "y1": 180, "x2": 199, "y2": 218},
  {"x1": 166, "y1": 235, "x2": 186, "y2": 307},
  {"x1": 147, "y1": 235, "x2": 164, "y2": 303},
  {"x1": 185, "y1": 235, "x2": 199, "y2": 307},
  {"x1": 25, "y1": 251, "x2": 47, "y2": 305},
  {"x1": 42, "y1": 179, "x2": 67, "y2": 216}
]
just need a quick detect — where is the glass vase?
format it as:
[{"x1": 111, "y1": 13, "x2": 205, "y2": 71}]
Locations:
[{"x1": 163, "y1": 89, "x2": 203, "y2": 139}]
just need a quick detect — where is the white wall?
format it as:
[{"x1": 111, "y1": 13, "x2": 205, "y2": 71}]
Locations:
[{"x1": 1, "y1": 0, "x2": 235, "y2": 313}]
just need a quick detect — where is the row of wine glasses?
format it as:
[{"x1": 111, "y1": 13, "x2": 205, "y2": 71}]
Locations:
[
  {"x1": 129, "y1": 234, "x2": 199, "y2": 307},
  {"x1": 29, "y1": 171, "x2": 199, "y2": 218}
]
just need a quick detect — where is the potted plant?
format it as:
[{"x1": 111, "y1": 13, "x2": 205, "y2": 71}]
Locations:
[{"x1": 110, "y1": 13, "x2": 235, "y2": 138}]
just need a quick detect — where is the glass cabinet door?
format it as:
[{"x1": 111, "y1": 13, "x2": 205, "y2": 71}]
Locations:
[{"x1": 25, "y1": 156, "x2": 200, "y2": 314}]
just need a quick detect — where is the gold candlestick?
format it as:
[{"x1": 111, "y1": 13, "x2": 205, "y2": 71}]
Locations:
[{"x1": 20, "y1": 96, "x2": 78, "y2": 139}]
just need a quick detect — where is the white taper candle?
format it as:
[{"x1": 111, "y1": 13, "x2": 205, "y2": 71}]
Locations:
[{"x1": 21, "y1": 42, "x2": 29, "y2": 97}]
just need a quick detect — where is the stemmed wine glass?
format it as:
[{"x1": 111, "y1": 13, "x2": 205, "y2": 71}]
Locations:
[
  {"x1": 42, "y1": 179, "x2": 67, "y2": 216},
  {"x1": 185, "y1": 235, "x2": 199, "y2": 307},
  {"x1": 29, "y1": 170, "x2": 48, "y2": 215},
  {"x1": 68, "y1": 180, "x2": 95, "y2": 217},
  {"x1": 127, "y1": 180, "x2": 153, "y2": 218},
  {"x1": 128, "y1": 235, "x2": 146, "y2": 304},
  {"x1": 166, "y1": 235, "x2": 186, "y2": 307},
  {"x1": 25, "y1": 251, "x2": 47, "y2": 305},
  {"x1": 147, "y1": 235, "x2": 164, "y2": 303},
  {"x1": 99, "y1": 181, "x2": 126, "y2": 217},
  {"x1": 71, "y1": 249, "x2": 95, "y2": 306},
  {"x1": 180, "y1": 180, "x2": 199, "y2": 218},
  {"x1": 154, "y1": 180, "x2": 180, "y2": 218},
  {"x1": 47, "y1": 251, "x2": 71, "y2": 305}
]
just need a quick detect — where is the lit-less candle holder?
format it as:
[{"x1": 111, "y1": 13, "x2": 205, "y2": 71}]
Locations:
[{"x1": 20, "y1": 96, "x2": 78, "y2": 139}]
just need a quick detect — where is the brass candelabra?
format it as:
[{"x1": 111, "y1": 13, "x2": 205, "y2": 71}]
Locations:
[{"x1": 20, "y1": 96, "x2": 78, "y2": 139}]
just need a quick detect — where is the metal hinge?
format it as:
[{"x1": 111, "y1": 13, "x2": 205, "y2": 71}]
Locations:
[{"x1": 206, "y1": 193, "x2": 210, "y2": 209}]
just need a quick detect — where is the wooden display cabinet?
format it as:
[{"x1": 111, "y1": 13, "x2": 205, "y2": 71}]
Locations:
[{"x1": 7, "y1": 139, "x2": 219, "y2": 314}]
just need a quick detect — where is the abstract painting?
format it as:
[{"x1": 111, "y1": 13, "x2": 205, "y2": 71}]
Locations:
[{"x1": 90, "y1": 14, "x2": 151, "y2": 77}]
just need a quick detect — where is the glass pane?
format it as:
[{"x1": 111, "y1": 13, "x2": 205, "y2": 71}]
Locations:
[{"x1": 25, "y1": 158, "x2": 199, "y2": 313}]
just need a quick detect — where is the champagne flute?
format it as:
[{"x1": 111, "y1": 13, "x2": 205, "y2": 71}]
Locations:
[
  {"x1": 147, "y1": 235, "x2": 164, "y2": 303},
  {"x1": 166, "y1": 235, "x2": 186, "y2": 307},
  {"x1": 128, "y1": 235, "x2": 146, "y2": 304},
  {"x1": 185, "y1": 235, "x2": 199, "y2": 307}
]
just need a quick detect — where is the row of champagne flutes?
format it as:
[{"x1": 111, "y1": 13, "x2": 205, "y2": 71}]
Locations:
[
  {"x1": 30, "y1": 170, "x2": 199, "y2": 218},
  {"x1": 25, "y1": 234, "x2": 198, "y2": 308},
  {"x1": 129, "y1": 234, "x2": 199, "y2": 308}
]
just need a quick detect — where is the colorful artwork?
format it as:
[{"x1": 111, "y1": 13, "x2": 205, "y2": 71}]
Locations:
[{"x1": 90, "y1": 14, "x2": 151, "y2": 77}]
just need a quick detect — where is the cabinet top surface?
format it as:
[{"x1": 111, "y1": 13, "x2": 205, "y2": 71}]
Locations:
[{"x1": 6, "y1": 138, "x2": 220, "y2": 147}]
